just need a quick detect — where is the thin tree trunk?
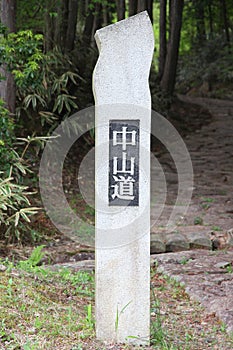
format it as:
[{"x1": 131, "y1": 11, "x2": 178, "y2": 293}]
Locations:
[
  {"x1": 137, "y1": 0, "x2": 147, "y2": 13},
  {"x1": 147, "y1": 0, "x2": 153, "y2": 23},
  {"x1": 129, "y1": 0, "x2": 137, "y2": 16},
  {"x1": 54, "y1": 0, "x2": 62, "y2": 47},
  {"x1": 83, "y1": 10, "x2": 94, "y2": 44},
  {"x1": 221, "y1": 0, "x2": 230, "y2": 44},
  {"x1": 91, "y1": 2, "x2": 101, "y2": 46},
  {"x1": 195, "y1": 0, "x2": 206, "y2": 43},
  {"x1": 159, "y1": 0, "x2": 167, "y2": 79},
  {"x1": 102, "y1": 2, "x2": 108, "y2": 26},
  {"x1": 60, "y1": 0, "x2": 69, "y2": 49},
  {"x1": 168, "y1": 0, "x2": 172, "y2": 40},
  {"x1": 0, "y1": 0, "x2": 16, "y2": 114},
  {"x1": 208, "y1": 0, "x2": 213, "y2": 38},
  {"x1": 65, "y1": 0, "x2": 78, "y2": 52},
  {"x1": 45, "y1": 10, "x2": 55, "y2": 51},
  {"x1": 116, "y1": 0, "x2": 125, "y2": 21},
  {"x1": 160, "y1": 0, "x2": 184, "y2": 95},
  {"x1": 85, "y1": 0, "x2": 89, "y2": 13},
  {"x1": 44, "y1": 0, "x2": 59, "y2": 51},
  {"x1": 76, "y1": 0, "x2": 86, "y2": 33}
]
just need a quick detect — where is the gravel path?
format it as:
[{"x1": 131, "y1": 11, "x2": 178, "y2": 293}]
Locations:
[
  {"x1": 152, "y1": 96, "x2": 233, "y2": 333},
  {"x1": 151, "y1": 96, "x2": 233, "y2": 253}
]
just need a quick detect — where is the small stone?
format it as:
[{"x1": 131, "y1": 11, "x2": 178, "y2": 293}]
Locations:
[
  {"x1": 214, "y1": 261, "x2": 231, "y2": 269},
  {"x1": 227, "y1": 228, "x2": 233, "y2": 246},
  {"x1": 150, "y1": 233, "x2": 166, "y2": 253},
  {"x1": 165, "y1": 233, "x2": 190, "y2": 252},
  {"x1": 75, "y1": 260, "x2": 95, "y2": 271},
  {"x1": 205, "y1": 338, "x2": 214, "y2": 344},
  {"x1": 48, "y1": 260, "x2": 95, "y2": 272},
  {"x1": 0, "y1": 264, "x2": 7, "y2": 272},
  {"x1": 186, "y1": 232, "x2": 212, "y2": 250}
]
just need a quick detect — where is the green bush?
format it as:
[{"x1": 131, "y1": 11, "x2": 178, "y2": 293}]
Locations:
[
  {"x1": 0, "y1": 29, "x2": 80, "y2": 135},
  {"x1": 0, "y1": 99, "x2": 40, "y2": 243},
  {"x1": 0, "y1": 29, "x2": 83, "y2": 243},
  {"x1": 0, "y1": 29, "x2": 44, "y2": 90},
  {"x1": 0, "y1": 100, "x2": 15, "y2": 173},
  {"x1": 0, "y1": 169, "x2": 39, "y2": 243},
  {"x1": 177, "y1": 37, "x2": 233, "y2": 94}
]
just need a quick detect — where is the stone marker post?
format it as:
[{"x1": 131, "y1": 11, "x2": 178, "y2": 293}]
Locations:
[{"x1": 93, "y1": 12, "x2": 154, "y2": 345}]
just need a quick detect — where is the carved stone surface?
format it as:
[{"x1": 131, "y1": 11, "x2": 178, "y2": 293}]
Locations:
[
  {"x1": 93, "y1": 12, "x2": 154, "y2": 345},
  {"x1": 109, "y1": 120, "x2": 140, "y2": 207}
]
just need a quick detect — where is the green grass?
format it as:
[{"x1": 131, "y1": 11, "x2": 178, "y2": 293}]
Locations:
[
  {"x1": 0, "y1": 248, "x2": 233, "y2": 349},
  {"x1": 201, "y1": 197, "x2": 215, "y2": 203},
  {"x1": 0, "y1": 250, "x2": 95, "y2": 349},
  {"x1": 211, "y1": 225, "x2": 222, "y2": 232},
  {"x1": 199, "y1": 197, "x2": 215, "y2": 210},
  {"x1": 193, "y1": 216, "x2": 203, "y2": 225}
]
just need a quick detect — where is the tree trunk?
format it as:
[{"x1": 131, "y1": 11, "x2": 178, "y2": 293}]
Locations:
[
  {"x1": 159, "y1": 0, "x2": 167, "y2": 79},
  {"x1": 44, "y1": 0, "x2": 59, "y2": 51},
  {"x1": 137, "y1": 0, "x2": 147, "y2": 13},
  {"x1": 65, "y1": 0, "x2": 78, "y2": 52},
  {"x1": 76, "y1": 0, "x2": 86, "y2": 33},
  {"x1": 160, "y1": 0, "x2": 184, "y2": 95},
  {"x1": 0, "y1": 0, "x2": 16, "y2": 114},
  {"x1": 91, "y1": 1, "x2": 101, "y2": 46},
  {"x1": 129, "y1": 0, "x2": 137, "y2": 16},
  {"x1": 54, "y1": 0, "x2": 62, "y2": 47},
  {"x1": 168, "y1": 0, "x2": 172, "y2": 40},
  {"x1": 60, "y1": 0, "x2": 69, "y2": 49},
  {"x1": 82, "y1": 2, "x2": 94, "y2": 45},
  {"x1": 44, "y1": 10, "x2": 55, "y2": 51},
  {"x1": 102, "y1": 2, "x2": 108, "y2": 26},
  {"x1": 221, "y1": 0, "x2": 230, "y2": 44},
  {"x1": 116, "y1": 0, "x2": 125, "y2": 21},
  {"x1": 208, "y1": 0, "x2": 213, "y2": 38},
  {"x1": 195, "y1": 0, "x2": 206, "y2": 43},
  {"x1": 147, "y1": 0, "x2": 153, "y2": 23},
  {"x1": 0, "y1": 0, "x2": 16, "y2": 30}
]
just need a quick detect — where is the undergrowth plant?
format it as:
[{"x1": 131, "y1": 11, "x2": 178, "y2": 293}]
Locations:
[
  {"x1": 0, "y1": 168, "x2": 39, "y2": 243},
  {"x1": 0, "y1": 29, "x2": 81, "y2": 135},
  {"x1": 0, "y1": 30, "x2": 80, "y2": 243},
  {"x1": 177, "y1": 37, "x2": 233, "y2": 95},
  {"x1": 0, "y1": 100, "x2": 15, "y2": 173},
  {"x1": 0, "y1": 100, "x2": 49, "y2": 243},
  {"x1": 18, "y1": 245, "x2": 45, "y2": 269}
]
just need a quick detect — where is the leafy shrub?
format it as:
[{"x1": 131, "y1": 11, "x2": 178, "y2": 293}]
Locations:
[
  {"x1": 0, "y1": 29, "x2": 44, "y2": 89},
  {"x1": 0, "y1": 100, "x2": 15, "y2": 173},
  {"x1": 177, "y1": 37, "x2": 233, "y2": 94},
  {"x1": 0, "y1": 29, "x2": 80, "y2": 135},
  {"x1": 0, "y1": 99, "x2": 32, "y2": 178},
  {"x1": 0, "y1": 169, "x2": 39, "y2": 243},
  {"x1": 0, "y1": 99, "x2": 41, "y2": 243},
  {"x1": 0, "y1": 29, "x2": 84, "y2": 243},
  {"x1": 15, "y1": 47, "x2": 80, "y2": 134}
]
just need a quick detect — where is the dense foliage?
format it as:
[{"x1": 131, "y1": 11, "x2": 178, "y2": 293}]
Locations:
[
  {"x1": 0, "y1": 100, "x2": 15, "y2": 172},
  {"x1": 177, "y1": 37, "x2": 233, "y2": 97},
  {"x1": 0, "y1": 29, "x2": 81, "y2": 134}
]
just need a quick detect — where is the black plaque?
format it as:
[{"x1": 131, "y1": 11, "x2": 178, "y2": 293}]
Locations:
[{"x1": 109, "y1": 120, "x2": 140, "y2": 206}]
